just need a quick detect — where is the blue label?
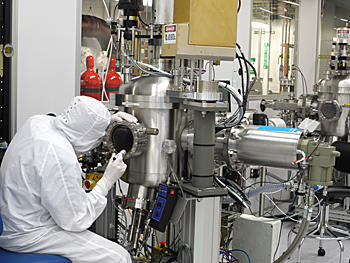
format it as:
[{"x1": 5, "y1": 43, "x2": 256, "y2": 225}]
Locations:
[
  {"x1": 151, "y1": 197, "x2": 167, "y2": 222},
  {"x1": 258, "y1": 126, "x2": 300, "y2": 133},
  {"x1": 159, "y1": 185, "x2": 168, "y2": 198}
]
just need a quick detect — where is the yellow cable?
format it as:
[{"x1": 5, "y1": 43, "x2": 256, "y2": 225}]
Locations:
[{"x1": 155, "y1": 230, "x2": 160, "y2": 245}]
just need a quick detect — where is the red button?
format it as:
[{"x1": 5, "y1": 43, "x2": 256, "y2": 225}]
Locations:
[
  {"x1": 170, "y1": 190, "x2": 175, "y2": 195},
  {"x1": 155, "y1": 212, "x2": 158, "y2": 217},
  {"x1": 84, "y1": 181, "x2": 91, "y2": 188}
]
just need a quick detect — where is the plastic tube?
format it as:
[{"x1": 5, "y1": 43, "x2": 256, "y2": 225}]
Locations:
[
  {"x1": 102, "y1": 0, "x2": 110, "y2": 19},
  {"x1": 121, "y1": 49, "x2": 172, "y2": 78},
  {"x1": 293, "y1": 149, "x2": 306, "y2": 165},
  {"x1": 218, "y1": 81, "x2": 243, "y2": 105},
  {"x1": 101, "y1": 36, "x2": 113, "y2": 102},
  {"x1": 247, "y1": 183, "x2": 285, "y2": 199},
  {"x1": 137, "y1": 61, "x2": 173, "y2": 78}
]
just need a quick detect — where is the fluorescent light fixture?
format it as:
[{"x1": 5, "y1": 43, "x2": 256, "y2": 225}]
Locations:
[
  {"x1": 283, "y1": 1, "x2": 300, "y2": 6},
  {"x1": 340, "y1": 18, "x2": 348, "y2": 22},
  {"x1": 279, "y1": 15, "x2": 292, "y2": 20},
  {"x1": 252, "y1": 22, "x2": 269, "y2": 29},
  {"x1": 143, "y1": 0, "x2": 152, "y2": 6},
  {"x1": 259, "y1": 8, "x2": 273, "y2": 14}
]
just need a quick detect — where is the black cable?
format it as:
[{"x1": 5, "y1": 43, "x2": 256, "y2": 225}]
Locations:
[
  {"x1": 215, "y1": 176, "x2": 250, "y2": 208},
  {"x1": 113, "y1": 4, "x2": 119, "y2": 20},
  {"x1": 288, "y1": 170, "x2": 301, "y2": 183},
  {"x1": 235, "y1": 45, "x2": 257, "y2": 124},
  {"x1": 244, "y1": 168, "x2": 301, "y2": 191},
  {"x1": 237, "y1": 0, "x2": 242, "y2": 13},
  {"x1": 306, "y1": 139, "x2": 322, "y2": 159},
  {"x1": 273, "y1": 221, "x2": 283, "y2": 260},
  {"x1": 216, "y1": 43, "x2": 257, "y2": 130},
  {"x1": 236, "y1": 53, "x2": 245, "y2": 100},
  {"x1": 238, "y1": 46, "x2": 250, "y2": 103},
  {"x1": 211, "y1": 63, "x2": 216, "y2": 81},
  {"x1": 237, "y1": 55, "x2": 257, "y2": 95},
  {"x1": 138, "y1": 13, "x2": 150, "y2": 27}
]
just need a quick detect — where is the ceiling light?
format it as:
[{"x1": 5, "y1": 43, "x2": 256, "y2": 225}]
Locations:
[
  {"x1": 143, "y1": 0, "x2": 152, "y2": 7},
  {"x1": 279, "y1": 15, "x2": 292, "y2": 20},
  {"x1": 283, "y1": 1, "x2": 300, "y2": 7},
  {"x1": 259, "y1": 8, "x2": 273, "y2": 14}
]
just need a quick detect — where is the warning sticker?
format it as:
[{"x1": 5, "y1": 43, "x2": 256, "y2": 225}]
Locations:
[
  {"x1": 337, "y1": 29, "x2": 350, "y2": 40},
  {"x1": 164, "y1": 24, "x2": 177, "y2": 44}
]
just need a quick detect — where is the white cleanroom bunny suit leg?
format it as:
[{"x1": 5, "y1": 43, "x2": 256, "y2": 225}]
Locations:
[{"x1": 0, "y1": 96, "x2": 131, "y2": 263}]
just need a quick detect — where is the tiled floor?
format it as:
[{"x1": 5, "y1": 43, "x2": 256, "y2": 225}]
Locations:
[{"x1": 278, "y1": 222, "x2": 350, "y2": 263}]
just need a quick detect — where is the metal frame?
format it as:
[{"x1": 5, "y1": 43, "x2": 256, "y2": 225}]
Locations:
[
  {"x1": 0, "y1": 0, "x2": 11, "y2": 142},
  {"x1": 177, "y1": 195, "x2": 222, "y2": 263}
]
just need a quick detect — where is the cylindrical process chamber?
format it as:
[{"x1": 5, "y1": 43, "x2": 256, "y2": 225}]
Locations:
[
  {"x1": 318, "y1": 73, "x2": 350, "y2": 137},
  {"x1": 115, "y1": 76, "x2": 179, "y2": 188},
  {"x1": 182, "y1": 126, "x2": 302, "y2": 169},
  {"x1": 317, "y1": 73, "x2": 336, "y2": 101},
  {"x1": 228, "y1": 126, "x2": 302, "y2": 169}
]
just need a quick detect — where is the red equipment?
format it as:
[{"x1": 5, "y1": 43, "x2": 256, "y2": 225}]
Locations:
[
  {"x1": 104, "y1": 57, "x2": 122, "y2": 100},
  {"x1": 80, "y1": 56, "x2": 102, "y2": 100}
]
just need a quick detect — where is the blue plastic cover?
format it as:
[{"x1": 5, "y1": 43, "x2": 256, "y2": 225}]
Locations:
[
  {"x1": 0, "y1": 211, "x2": 70, "y2": 262},
  {"x1": 0, "y1": 213, "x2": 3, "y2": 235},
  {"x1": 258, "y1": 126, "x2": 300, "y2": 133},
  {"x1": 0, "y1": 248, "x2": 71, "y2": 263}
]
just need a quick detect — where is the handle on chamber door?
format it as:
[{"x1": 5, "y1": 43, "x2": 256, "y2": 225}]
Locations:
[
  {"x1": 145, "y1": 128, "x2": 159, "y2": 135},
  {"x1": 252, "y1": 113, "x2": 269, "y2": 126}
]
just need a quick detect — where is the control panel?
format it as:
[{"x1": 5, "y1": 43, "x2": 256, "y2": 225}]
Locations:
[{"x1": 149, "y1": 184, "x2": 178, "y2": 232}]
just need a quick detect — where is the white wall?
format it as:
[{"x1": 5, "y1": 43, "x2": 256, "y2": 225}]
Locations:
[
  {"x1": 11, "y1": 0, "x2": 82, "y2": 135},
  {"x1": 296, "y1": 0, "x2": 321, "y2": 96}
]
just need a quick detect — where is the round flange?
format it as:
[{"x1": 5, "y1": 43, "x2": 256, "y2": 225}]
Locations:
[
  {"x1": 104, "y1": 121, "x2": 148, "y2": 159},
  {"x1": 319, "y1": 100, "x2": 342, "y2": 121}
]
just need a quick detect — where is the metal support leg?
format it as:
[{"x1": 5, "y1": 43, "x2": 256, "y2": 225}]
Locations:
[
  {"x1": 258, "y1": 168, "x2": 266, "y2": 216},
  {"x1": 317, "y1": 203, "x2": 327, "y2": 255},
  {"x1": 291, "y1": 213, "x2": 321, "y2": 260},
  {"x1": 319, "y1": 225, "x2": 325, "y2": 252},
  {"x1": 327, "y1": 228, "x2": 344, "y2": 263},
  {"x1": 329, "y1": 225, "x2": 350, "y2": 236},
  {"x1": 337, "y1": 239, "x2": 344, "y2": 263},
  {"x1": 297, "y1": 237, "x2": 306, "y2": 263}
]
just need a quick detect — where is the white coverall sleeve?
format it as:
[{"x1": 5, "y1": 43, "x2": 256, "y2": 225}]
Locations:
[{"x1": 41, "y1": 144, "x2": 107, "y2": 232}]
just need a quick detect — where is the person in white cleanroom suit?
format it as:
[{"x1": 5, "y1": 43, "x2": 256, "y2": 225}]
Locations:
[{"x1": 0, "y1": 96, "x2": 137, "y2": 263}]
